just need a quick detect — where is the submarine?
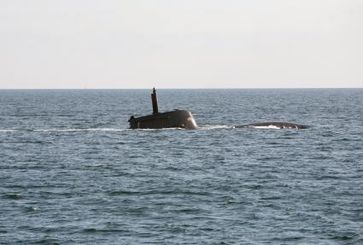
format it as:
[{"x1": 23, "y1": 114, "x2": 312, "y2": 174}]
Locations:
[
  {"x1": 129, "y1": 88, "x2": 307, "y2": 130},
  {"x1": 128, "y1": 88, "x2": 198, "y2": 129}
]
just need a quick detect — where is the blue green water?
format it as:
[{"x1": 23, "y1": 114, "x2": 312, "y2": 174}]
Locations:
[{"x1": 0, "y1": 89, "x2": 362, "y2": 244}]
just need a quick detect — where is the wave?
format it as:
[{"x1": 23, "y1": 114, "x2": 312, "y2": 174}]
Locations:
[
  {"x1": 247, "y1": 125, "x2": 282, "y2": 129},
  {"x1": 0, "y1": 123, "x2": 306, "y2": 133},
  {"x1": 198, "y1": 125, "x2": 234, "y2": 130},
  {"x1": 35, "y1": 128, "x2": 129, "y2": 132},
  {"x1": 235, "y1": 122, "x2": 308, "y2": 130},
  {"x1": 0, "y1": 128, "x2": 130, "y2": 133}
]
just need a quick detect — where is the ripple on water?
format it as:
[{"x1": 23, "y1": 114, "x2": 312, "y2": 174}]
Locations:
[{"x1": 0, "y1": 89, "x2": 362, "y2": 244}]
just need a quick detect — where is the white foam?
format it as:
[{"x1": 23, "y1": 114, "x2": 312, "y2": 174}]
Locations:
[
  {"x1": 250, "y1": 125, "x2": 281, "y2": 129},
  {"x1": 199, "y1": 125, "x2": 234, "y2": 130},
  {"x1": 0, "y1": 128, "x2": 130, "y2": 133},
  {"x1": 34, "y1": 128, "x2": 129, "y2": 132},
  {"x1": 0, "y1": 129, "x2": 17, "y2": 132},
  {"x1": 132, "y1": 125, "x2": 233, "y2": 131}
]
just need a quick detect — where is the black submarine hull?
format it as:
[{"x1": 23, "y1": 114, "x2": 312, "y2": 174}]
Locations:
[{"x1": 129, "y1": 110, "x2": 198, "y2": 129}]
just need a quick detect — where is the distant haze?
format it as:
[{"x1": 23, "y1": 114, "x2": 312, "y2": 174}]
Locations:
[{"x1": 0, "y1": 0, "x2": 362, "y2": 89}]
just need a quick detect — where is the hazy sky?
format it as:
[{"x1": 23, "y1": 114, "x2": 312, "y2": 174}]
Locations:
[{"x1": 1, "y1": 0, "x2": 362, "y2": 88}]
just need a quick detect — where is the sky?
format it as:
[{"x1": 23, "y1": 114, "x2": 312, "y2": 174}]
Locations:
[{"x1": 0, "y1": 0, "x2": 362, "y2": 89}]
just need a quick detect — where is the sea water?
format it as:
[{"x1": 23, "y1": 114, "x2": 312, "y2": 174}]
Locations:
[{"x1": 0, "y1": 89, "x2": 362, "y2": 244}]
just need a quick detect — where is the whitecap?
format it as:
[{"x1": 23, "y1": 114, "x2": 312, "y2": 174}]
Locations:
[
  {"x1": 34, "y1": 128, "x2": 129, "y2": 132},
  {"x1": 249, "y1": 125, "x2": 281, "y2": 129},
  {"x1": 198, "y1": 125, "x2": 235, "y2": 130},
  {"x1": 0, "y1": 129, "x2": 17, "y2": 132}
]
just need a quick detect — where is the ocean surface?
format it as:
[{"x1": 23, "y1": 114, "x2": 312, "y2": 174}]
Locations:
[{"x1": 0, "y1": 89, "x2": 362, "y2": 245}]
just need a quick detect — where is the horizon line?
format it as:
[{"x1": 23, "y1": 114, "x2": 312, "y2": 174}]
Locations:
[{"x1": 0, "y1": 87, "x2": 362, "y2": 90}]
